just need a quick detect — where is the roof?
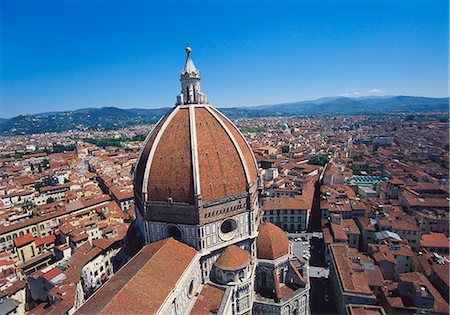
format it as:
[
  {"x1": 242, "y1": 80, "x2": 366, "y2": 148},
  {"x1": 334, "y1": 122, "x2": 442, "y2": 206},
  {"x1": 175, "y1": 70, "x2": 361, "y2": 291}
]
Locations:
[
  {"x1": 374, "y1": 230, "x2": 402, "y2": 242},
  {"x1": 347, "y1": 304, "x2": 387, "y2": 315},
  {"x1": 35, "y1": 235, "x2": 55, "y2": 247},
  {"x1": 383, "y1": 272, "x2": 449, "y2": 314},
  {"x1": 257, "y1": 222, "x2": 289, "y2": 260},
  {"x1": 42, "y1": 267, "x2": 63, "y2": 282},
  {"x1": 134, "y1": 105, "x2": 258, "y2": 205},
  {"x1": 420, "y1": 232, "x2": 450, "y2": 249},
  {"x1": 263, "y1": 196, "x2": 311, "y2": 211},
  {"x1": 14, "y1": 233, "x2": 34, "y2": 247},
  {"x1": 329, "y1": 244, "x2": 384, "y2": 296},
  {"x1": 76, "y1": 238, "x2": 197, "y2": 315},
  {"x1": 214, "y1": 245, "x2": 251, "y2": 271},
  {"x1": 0, "y1": 298, "x2": 18, "y2": 315},
  {"x1": 191, "y1": 284, "x2": 225, "y2": 314},
  {"x1": 183, "y1": 53, "x2": 198, "y2": 75}
]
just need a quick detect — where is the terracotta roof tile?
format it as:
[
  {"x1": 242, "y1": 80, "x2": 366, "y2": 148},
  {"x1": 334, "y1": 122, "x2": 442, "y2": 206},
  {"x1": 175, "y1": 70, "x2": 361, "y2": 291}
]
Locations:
[
  {"x1": 146, "y1": 108, "x2": 194, "y2": 203},
  {"x1": 76, "y1": 238, "x2": 197, "y2": 315},
  {"x1": 420, "y1": 232, "x2": 450, "y2": 249},
  {"x1": 191, "y1": 284, "x2": 225, "y2": 314},
  {"x1": 257, "y1": 222, "x2": 289, "y2": 260},
  {"x1": 14, "y1": 234, "x2": 34, "y2": 247},
  {"x1": 134, "y1": 105, "x2": 258, "y2": 205},
  {"x1": 214, "y1": 245, "x2": 251, "y2": 271}
]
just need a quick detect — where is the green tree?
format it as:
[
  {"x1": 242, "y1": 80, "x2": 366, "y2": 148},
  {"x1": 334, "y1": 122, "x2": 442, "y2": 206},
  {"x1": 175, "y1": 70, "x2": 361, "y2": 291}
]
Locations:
[
  {"x1": 308, "y1": 154, "x2": 329, "y2": 166},
  {"x1": 42, "y1": 158, "x2": 50, "y2": 168},
  {"x1": 46, "y1": 197, "x2": 55, "y2": 204},
  {"x1": 35, "y1": 182, "x2": 43, "y2": 191}
]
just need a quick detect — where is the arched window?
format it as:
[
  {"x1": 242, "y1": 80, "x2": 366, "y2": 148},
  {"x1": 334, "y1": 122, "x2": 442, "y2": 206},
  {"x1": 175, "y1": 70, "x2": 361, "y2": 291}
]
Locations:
[
  {"x1": 188, "y1": 280, "x2": 195, "y2": 298},
  {"x1": 164, "y1": 224, "x2": 182, "y2": 241}
]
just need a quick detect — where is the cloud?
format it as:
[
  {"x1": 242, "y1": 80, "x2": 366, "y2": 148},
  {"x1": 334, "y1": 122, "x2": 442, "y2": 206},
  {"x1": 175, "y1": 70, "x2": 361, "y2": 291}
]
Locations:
[
  {"x1": 368, "y1": 88, "x2": 384, "y2": 94},
  {"x1": 340, "y1": 91, "x2": 360, "y2": 97}
]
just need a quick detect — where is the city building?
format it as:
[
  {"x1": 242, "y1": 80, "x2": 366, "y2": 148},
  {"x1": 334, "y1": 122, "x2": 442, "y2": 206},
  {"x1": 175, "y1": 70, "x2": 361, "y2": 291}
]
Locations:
[
  {"x1": 381, "y1": 272, "x2": 449, "y2": 315},
  {"x1": 328, "y1": 243, "x2": 384, "y2": 313}
]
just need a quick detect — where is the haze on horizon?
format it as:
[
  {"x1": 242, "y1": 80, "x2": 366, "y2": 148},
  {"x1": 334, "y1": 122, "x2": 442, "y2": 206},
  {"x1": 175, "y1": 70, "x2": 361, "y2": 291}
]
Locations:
[{"x1": 0, "y1": 0, "x2": 448, "y2": 118}]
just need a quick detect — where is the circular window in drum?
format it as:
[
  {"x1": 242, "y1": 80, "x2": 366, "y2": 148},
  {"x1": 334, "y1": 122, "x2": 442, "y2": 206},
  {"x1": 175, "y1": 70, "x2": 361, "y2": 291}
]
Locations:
[{"x1": 219, "y1": 219, "x2": 238, "y2": 241}]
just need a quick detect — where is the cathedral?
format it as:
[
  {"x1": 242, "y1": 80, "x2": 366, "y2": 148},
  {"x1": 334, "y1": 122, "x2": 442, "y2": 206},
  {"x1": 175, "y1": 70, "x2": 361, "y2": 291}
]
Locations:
[{"x1": 76, "y1": 46, "x2": 310, "y2": 315}]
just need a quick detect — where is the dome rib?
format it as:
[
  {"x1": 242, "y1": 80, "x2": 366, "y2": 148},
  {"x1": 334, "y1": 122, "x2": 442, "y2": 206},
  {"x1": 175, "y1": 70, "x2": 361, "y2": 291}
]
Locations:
[
  {"x1": 134, "y1": 108, "x2": 174, "y2": 200},
  {"x1": 205, "y1": 106, "x2": 252, "y2": 185},
  {"x1": 189, "y1": 105, "x2": 201, "y2": 200},
  {"x1": 194, "y1": 107, "x2": 248, "y2": 202},
  {"x1": 146, "y1": 107, "x2": 196, "y2": 203},
  {"x1": 209, "y1": 107, "x2": 258, "y2": 183},
  {"x1": 142, "y1": 106, "x2": 181, "y2": 196}
]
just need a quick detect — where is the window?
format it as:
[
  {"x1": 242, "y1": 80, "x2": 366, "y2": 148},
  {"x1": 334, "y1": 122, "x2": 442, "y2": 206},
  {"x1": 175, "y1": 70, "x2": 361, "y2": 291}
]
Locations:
[
  {"x1": 163, "y1": 224, "x2": 182, "y2": 241},
  {"x1": 188, "y1": 280, "x2": 195, "y2": 298},
  {"x1": 219, "y1": 219, "x2": 238, "y2": 241}
]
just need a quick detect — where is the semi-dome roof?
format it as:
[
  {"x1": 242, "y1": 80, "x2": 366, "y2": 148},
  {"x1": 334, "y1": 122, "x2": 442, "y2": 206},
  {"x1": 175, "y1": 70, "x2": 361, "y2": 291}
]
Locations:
[
  {"x1": 214, "y1": 245, "x2": 251, "y2": 271},
  {"x1": 257, "y1": 222, "x2": 290, "y2": 260},
  {"x1": 134, "y1": 47, "x2": 258, "y2": 207}
]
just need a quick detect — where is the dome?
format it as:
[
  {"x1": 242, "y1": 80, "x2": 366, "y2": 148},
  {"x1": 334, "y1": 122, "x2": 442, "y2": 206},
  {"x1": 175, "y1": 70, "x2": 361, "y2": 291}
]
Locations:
[
  {"x1": 134, "y1": 46, "x2": 258, "y2": 228},
  {"x1": 134, "y1": 105, "x2": 258, "y2": 204},
  {"x1": 214, "y1": 245, "x2": 251, "y2": 271},
  {"x1": 257, "y1": 222, "x2": 289, "y2": 260}
]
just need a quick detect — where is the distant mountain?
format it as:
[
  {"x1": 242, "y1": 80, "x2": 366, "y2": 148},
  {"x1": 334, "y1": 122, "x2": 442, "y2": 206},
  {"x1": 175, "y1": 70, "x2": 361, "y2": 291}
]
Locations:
[
  {"x1": 127, "y1": 107, "x2": 172, "y2": 118},
  {"x1": 0, "y1": 96, "x2": 448, "y2": 135},
  {"x1": 0, "y1": 118, "x2": 7, "y2": 125},
  {"x1": 248, "y1": 95, "x2": 449, "y2": 115},
  {"x1": 88, "y1": 107, "x2": 138, "y2": 118},
  {"x1": 0, "y1": 107, "x2": 162, "y2": 135}
]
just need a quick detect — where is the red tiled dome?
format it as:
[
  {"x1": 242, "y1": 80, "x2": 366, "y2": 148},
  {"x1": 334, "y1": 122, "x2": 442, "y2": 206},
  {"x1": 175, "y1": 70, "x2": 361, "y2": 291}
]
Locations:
[
  {"x1": 214, "y1": 245, "x2": 251, "y2": 271},
  {"x1": 257, "y1": 222, "x2": 290, "y2": 260},
  {"x1": 134, "y1": 105, "x2": 258, "y2": 205}
]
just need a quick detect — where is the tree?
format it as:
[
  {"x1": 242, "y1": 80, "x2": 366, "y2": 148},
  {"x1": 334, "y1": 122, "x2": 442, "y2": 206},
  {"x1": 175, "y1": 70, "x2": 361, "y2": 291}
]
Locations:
[
  {"x1": 308, "y1": 154, "x2": 329, "y2": 166},
  {"x1": 35, "y1": 182, "x2": 43, "y2": 191},
  {"x1": 42, "y1": 158, "x2": 50, "y2": 168},
  {"x1": 46, "y1": 197, "x2": 55, "y2": 204}
]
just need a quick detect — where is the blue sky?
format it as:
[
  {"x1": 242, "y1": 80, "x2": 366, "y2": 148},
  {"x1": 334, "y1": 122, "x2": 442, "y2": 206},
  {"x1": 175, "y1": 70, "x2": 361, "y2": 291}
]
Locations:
[{"x1": 0, "y1": 0, "x2": 448, "y2": 118}]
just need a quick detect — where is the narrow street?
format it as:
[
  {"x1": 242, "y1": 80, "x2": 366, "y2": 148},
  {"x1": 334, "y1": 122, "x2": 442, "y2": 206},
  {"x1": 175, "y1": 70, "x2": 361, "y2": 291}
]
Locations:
[{"x1": 307, "y1": 178, "x2": 337, "y2": 314}]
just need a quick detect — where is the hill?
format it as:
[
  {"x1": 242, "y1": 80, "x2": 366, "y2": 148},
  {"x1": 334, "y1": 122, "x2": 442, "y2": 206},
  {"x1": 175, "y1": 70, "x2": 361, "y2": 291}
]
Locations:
[{"x1": 0, "y1": 96, "x2": 448, "y2": 135}]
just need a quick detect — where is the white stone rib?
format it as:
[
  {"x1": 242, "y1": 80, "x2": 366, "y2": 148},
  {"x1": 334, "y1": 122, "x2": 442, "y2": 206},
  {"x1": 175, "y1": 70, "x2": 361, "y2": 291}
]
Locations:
[
  {"x1": 209, "y1": 106, "x2": 258, "y2": 174},
  {"x1": 205, "y1": 105, "x2": 251, "y2": 184},
  {"x1": 142, "y1": 106, "x2": 181, "y2": 197},
  {"x1": 189, "y1": 105, "x2": 202, "y2": 199},
  {"x1": 134, "y1": 111, "x2": 170, "y2": 183}
]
